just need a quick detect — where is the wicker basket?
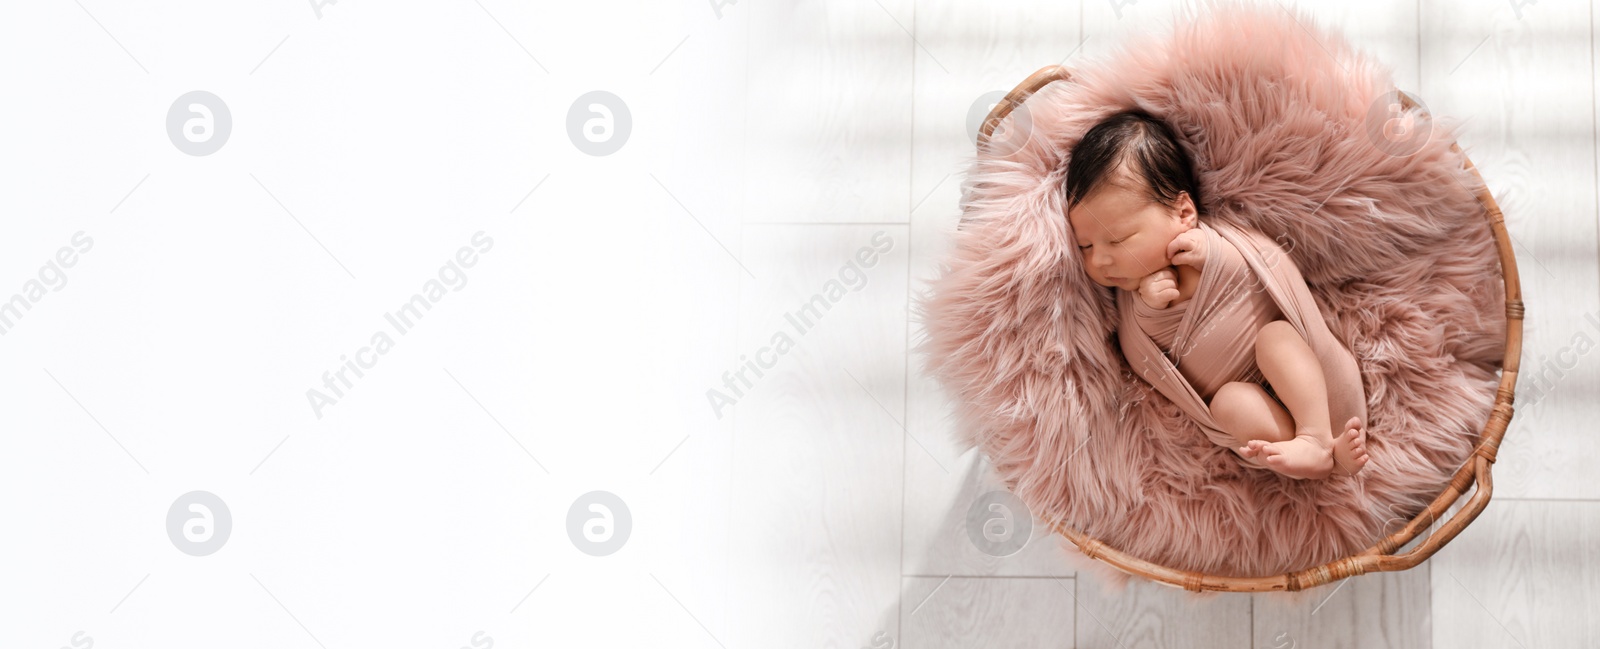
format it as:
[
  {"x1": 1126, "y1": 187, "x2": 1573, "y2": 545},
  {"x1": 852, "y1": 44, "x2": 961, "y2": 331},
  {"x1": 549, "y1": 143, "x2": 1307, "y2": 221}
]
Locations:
[{"x1": 972, "y1": 65, "x2": 1524, "y2": 593}]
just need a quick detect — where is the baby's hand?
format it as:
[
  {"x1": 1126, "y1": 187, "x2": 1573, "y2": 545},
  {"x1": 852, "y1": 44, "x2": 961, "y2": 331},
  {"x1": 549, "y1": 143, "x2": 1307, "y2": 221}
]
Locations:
[
  {"x1": 1167, "y1": 228, "x2": 1208, "y2": 270},
  {"x1": 1138, "y1": 267, "x2": 1180, "y2": 309}
]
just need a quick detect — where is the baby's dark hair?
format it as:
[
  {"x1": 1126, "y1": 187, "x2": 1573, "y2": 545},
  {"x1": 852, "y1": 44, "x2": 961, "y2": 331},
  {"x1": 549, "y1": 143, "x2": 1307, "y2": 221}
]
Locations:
[{"x1": 1063, "y1": 109, "x2": 1203, "y2": 214}]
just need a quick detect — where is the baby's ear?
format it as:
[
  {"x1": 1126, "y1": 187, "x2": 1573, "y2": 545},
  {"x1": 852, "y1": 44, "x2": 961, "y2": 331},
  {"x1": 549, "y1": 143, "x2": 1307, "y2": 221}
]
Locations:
[{"x1": 1176, "y1": 192, "x2": 1199, "y2": 227}]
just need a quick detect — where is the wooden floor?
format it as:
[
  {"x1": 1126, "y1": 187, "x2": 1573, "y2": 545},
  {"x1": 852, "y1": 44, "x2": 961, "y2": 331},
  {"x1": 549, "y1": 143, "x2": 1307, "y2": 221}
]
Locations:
[{"x1": 715, "y1": 1, "x2": 1600, "y2": 647}]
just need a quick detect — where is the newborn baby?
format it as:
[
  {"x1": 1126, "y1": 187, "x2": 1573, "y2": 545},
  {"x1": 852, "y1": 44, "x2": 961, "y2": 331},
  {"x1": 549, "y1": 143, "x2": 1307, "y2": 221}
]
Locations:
[{"x1": 1064, "y1": 109, "x2": 1370, "y2": 480}]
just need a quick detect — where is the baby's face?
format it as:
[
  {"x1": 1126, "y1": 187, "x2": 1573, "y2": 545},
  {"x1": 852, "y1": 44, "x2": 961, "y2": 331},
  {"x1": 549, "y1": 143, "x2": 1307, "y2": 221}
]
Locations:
[{"x1": 1068, "y1": 177, "x2": 1196, "y2": 292}]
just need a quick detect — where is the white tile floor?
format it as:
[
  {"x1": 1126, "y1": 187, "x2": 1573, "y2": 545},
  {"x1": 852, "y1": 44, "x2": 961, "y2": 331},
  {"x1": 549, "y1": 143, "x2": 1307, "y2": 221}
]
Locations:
[{"x1": 0, "y1": 1, "x2": 1595, "y2": 648}]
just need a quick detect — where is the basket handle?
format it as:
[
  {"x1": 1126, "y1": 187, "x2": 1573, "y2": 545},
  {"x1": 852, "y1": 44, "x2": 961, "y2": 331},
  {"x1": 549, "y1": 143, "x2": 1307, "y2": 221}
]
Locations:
[
  {"x1": 961, "y1": 65, "x2": 1074, "y2": 232},
  {"x1": 976, "y1": 65, "x2": 1073, "y2": 148}
]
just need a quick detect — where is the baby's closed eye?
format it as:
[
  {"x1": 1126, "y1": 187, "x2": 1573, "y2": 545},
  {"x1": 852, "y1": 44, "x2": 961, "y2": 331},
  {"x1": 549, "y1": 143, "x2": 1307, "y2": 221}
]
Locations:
[{"x1": 1079, "y1": 237, "x2": 1127, "y2": 250}]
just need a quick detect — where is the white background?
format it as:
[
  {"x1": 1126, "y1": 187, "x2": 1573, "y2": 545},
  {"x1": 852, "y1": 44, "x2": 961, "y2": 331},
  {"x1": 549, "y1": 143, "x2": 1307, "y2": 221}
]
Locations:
[{"x1": 2, "y1": 0, "x2": 1596, "y2": 648}]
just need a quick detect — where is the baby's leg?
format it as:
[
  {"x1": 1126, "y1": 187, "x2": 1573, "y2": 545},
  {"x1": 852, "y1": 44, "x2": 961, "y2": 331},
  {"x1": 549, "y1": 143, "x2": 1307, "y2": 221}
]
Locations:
[
  {"x1": 1211, "y1": 381, "x2": 1295, "y2": 458},
  {"x1": 1253, "y1": 319, "x2": 1335, "y2": 479},
  {"x1": 1309, "y1": 319, "x2": 1371, "y2": 476}
]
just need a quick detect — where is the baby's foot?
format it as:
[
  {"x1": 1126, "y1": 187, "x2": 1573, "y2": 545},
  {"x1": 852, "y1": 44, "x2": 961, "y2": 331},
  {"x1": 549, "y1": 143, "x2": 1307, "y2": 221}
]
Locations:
[
  {"x1": 1260, "y1": 432, "x2": 1334, "y2": 480},
  {"x1": 1329, "y1": 416, "x2": 1370, "y2": 477}
]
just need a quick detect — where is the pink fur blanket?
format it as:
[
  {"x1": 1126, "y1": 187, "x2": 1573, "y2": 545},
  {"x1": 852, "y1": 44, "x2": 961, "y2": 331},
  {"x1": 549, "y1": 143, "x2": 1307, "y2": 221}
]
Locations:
[{"x1": 917, "y1": 0, "x2": 1507, "y2": 578}]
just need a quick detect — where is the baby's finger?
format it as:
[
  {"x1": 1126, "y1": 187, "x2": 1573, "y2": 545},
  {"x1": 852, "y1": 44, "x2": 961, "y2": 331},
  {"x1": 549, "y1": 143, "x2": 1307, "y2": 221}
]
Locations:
[{"x1": 1168, "y1": 235, "x2": 1192, "y2": 258}]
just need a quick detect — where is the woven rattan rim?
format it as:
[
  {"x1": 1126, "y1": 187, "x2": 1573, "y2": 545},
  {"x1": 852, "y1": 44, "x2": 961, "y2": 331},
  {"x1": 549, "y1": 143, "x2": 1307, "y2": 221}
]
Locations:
[{"x1": 972, "y1": 65, "x2": 1523, "y2": 592}]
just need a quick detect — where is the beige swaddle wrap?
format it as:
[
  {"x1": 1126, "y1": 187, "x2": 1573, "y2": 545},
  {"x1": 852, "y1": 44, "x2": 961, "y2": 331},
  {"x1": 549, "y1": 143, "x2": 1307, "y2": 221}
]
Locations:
[{"x1": 1115, "y1": 219, "x2": 1367, "y2": 470}]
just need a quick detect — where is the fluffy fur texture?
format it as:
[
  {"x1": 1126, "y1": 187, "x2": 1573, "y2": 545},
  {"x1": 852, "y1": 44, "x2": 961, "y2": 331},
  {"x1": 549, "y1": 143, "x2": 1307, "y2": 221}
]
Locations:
[{"x1": 916, "y1": 0, "x2": 1507, "y2": 579}]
